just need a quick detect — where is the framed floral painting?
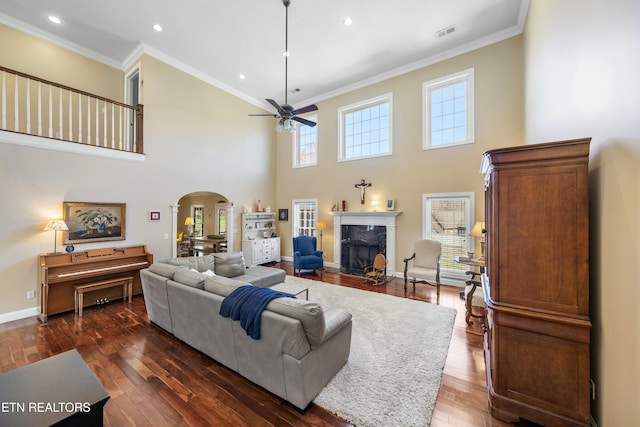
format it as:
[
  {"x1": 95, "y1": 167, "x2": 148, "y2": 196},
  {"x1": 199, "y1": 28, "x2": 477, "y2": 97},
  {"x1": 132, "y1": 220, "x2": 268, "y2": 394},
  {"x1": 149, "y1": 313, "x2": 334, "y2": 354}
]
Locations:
[{"x1": 63, "y1": 202, "x2": 126, "y2": 244}]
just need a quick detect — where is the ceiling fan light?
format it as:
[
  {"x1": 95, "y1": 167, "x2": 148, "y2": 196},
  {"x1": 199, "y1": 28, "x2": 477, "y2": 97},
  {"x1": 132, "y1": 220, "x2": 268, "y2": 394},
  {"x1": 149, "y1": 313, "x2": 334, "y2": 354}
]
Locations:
[{"x1": 275, "y1": 120, "x2": 284, "y2": 132}]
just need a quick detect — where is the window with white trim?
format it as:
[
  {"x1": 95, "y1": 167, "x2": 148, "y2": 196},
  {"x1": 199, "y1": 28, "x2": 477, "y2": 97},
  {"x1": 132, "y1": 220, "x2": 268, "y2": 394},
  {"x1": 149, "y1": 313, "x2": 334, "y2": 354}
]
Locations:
[
  {"x1": 423, "y1": 68, "x2": 474, "y2": 149},
  {"x1": 423, "y1": 192, "x2": 474, "y2": 280},
  {"x1": 293, "y1": 115, "x2": 318, "y2": 167},
  {"x1": 338, "y1": 93, "x2": 392, "y2": 161},
  {"x1": 191, "y1": 205, "x2": 205, "y2": 237},
  {"x1": 293, "y1": 199, "x2": 318, "y2": 237}
]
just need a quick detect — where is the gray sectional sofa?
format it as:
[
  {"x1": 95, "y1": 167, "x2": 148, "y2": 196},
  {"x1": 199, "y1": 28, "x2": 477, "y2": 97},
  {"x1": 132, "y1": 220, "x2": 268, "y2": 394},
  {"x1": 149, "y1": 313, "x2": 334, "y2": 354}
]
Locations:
[{"x1": 139, "y1": 253, "x2": 353, "y2": 410}]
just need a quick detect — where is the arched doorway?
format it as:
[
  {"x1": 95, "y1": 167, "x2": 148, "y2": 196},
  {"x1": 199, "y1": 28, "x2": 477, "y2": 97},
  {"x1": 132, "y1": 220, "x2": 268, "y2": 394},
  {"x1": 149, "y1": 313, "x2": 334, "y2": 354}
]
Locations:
[{"x1": 174, "y1": 191, "x2": 234, "y2": 257}]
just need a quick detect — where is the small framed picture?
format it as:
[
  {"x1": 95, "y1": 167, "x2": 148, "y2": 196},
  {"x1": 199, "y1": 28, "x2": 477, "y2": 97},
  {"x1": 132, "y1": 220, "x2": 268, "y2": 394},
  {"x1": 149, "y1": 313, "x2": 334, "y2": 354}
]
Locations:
[
  {"x1": 386, "y1": 199, "x2": 395, "y2": 211},
  {"x1": 278, "y1": 208, "x2": 288, "y2": 221},
  {"x1": 149, "y1": 211, "x2": 161, "y2": 221}
]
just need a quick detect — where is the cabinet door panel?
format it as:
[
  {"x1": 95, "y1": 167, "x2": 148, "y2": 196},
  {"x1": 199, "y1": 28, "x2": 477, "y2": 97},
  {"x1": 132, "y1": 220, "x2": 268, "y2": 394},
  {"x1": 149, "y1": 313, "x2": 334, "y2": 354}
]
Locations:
[
  {"x1": 495, "y1": 324, "x2": 590, "y2": 424},
  {"x1": 496, "y1": 166, "x2": 588, "y2": 315}
]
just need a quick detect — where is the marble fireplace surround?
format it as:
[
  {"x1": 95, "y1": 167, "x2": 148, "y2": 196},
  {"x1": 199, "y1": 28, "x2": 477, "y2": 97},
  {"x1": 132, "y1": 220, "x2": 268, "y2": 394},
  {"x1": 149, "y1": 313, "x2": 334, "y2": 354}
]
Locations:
[{"x1": 330, "y1": 211, "x2": 402, "y2": 276}]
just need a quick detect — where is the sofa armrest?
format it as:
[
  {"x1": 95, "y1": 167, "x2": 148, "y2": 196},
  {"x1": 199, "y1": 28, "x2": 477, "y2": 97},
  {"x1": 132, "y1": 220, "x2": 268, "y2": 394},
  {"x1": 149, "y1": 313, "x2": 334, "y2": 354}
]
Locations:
[
  {"x1": 314, "y1": 250, "x2": 324, "y2": 258},
  {"x1": 321, "y1": 308, "x2": 352, "y2": 343}
]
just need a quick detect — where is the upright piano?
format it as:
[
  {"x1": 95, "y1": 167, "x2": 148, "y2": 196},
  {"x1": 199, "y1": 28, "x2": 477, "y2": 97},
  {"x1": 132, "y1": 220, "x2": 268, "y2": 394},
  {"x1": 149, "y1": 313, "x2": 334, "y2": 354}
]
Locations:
[{"x1": 38, "y1": 245, "x2": 153, "y2": 324}]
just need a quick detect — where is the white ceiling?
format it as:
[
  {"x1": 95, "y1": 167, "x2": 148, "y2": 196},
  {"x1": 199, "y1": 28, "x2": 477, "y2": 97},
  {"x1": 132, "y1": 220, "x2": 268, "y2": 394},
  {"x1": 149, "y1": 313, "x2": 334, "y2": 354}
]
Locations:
[{"x1": 0, "y1": 0, "x2": 528, "y2": 112}]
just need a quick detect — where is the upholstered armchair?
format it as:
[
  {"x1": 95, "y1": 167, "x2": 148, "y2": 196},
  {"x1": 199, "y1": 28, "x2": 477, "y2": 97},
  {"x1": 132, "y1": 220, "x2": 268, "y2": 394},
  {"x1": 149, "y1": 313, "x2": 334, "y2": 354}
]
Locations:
[
  {"x1": 403, "y1": 239, "x2": 441, "y2": 297},
  {"x1": 293, "y1": 235, "x2": 324, "y2": 275}
]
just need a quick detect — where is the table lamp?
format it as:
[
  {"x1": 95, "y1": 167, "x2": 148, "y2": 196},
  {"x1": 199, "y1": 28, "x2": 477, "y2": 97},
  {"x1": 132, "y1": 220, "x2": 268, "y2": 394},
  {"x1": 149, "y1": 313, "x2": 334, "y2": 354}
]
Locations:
[
  {"x1": 469, "y1": 221, "x2": 485, "y2": 260},
  {"x1": 44, "y1": 219, "x2": 68, "y2": 253},
  {"x1": 184, "y1": 217, "x2": 194, "y2": 236}
]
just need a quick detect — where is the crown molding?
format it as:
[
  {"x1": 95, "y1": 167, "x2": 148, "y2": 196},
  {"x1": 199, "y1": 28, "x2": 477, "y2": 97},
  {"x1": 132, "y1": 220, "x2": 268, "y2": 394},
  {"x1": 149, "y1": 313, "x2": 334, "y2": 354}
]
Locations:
[
  {"x1": 1, "y1": 0, "x2": 529, "y2": 112},
  {"x1": 124, "y1": 42, "x2": 270, "y2": 111},
  {"x1": 0, "y1": 12, "x2": 124, "y2": 70}
]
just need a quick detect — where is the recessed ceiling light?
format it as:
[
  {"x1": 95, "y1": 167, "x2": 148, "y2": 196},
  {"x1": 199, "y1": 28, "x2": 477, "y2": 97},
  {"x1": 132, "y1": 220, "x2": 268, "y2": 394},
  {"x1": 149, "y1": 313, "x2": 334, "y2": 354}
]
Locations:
[
  {"x1": 239, "y1": 74, "x2": 246, "y2": 80},
  {"x1": 343, "y1": 17, "x2": 353, "y2": 26},
  {"x1": 152, "y1": 24, "x2": 163, "y2": 32},
  {"x1": 48, "y1": 16, "x2": 62, "y2": 25}
]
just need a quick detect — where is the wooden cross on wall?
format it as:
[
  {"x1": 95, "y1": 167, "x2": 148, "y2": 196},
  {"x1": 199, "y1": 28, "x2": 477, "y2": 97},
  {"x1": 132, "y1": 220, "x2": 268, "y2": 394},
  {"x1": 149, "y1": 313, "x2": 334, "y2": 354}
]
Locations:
[{"x1": 355, "y1": 179, "x2": 372, "y2": 204}]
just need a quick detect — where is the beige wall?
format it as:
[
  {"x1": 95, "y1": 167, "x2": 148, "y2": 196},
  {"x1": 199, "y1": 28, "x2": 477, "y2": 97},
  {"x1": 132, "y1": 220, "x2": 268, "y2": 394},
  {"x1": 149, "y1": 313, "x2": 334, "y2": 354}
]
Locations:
[
  {"x1": 275, "y1": 36, "x2": 525, "y2": 274},
  {"x1": 0, "y1": 24, "x2": 123, "y2": 101},
  {"x1": 0, "y1": 25, "x2": 277, "y2": 317},
  {"x1": 523, "y1": 0, "x2": 640, "y2": 425}
]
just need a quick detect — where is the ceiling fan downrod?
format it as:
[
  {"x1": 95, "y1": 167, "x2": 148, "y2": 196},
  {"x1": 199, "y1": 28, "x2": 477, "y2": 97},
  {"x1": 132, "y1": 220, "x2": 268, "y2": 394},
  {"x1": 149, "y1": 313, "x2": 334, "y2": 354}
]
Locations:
[{"x1": 283, "y1": 0, "x2": 290, "y2": 106}]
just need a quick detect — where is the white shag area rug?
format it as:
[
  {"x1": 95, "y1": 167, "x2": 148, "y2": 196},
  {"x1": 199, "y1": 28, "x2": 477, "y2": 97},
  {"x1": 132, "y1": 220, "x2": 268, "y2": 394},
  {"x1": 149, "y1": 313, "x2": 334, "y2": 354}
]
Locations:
[{"x1": 284, "y1": 275, "x2": 457, "y2": 427}]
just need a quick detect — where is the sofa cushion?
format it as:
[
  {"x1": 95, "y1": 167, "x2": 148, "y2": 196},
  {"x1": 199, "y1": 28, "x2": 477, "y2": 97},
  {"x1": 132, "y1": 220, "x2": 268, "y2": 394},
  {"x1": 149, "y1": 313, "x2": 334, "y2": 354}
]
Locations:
[
  {"x1": 213, "y1": 252, "x2": 246, "y2": 278},
  {"x1": 267, "y1": 298, "x2": 325, "y2": 349},
  {"x1": 173, "y1": 268, "x2": 205, "y2": 289},
  {"x1": 162, "y1": 255, "x2": 215, "y2": 272},
  {"x1": 148, "y1": 263, "x2": 183, "y2": 279},
  {"x1": 204, "y1": 275, "x2": 247, "y2": 297},
  {"x1": 235, "y1": 266, "x2": 286, "y2": 288}
]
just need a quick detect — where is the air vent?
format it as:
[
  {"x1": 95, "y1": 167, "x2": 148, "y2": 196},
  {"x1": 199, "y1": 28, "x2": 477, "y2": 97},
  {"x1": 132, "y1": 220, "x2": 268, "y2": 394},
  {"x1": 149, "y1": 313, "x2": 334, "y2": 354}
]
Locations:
[{"x1": 436, "y1": 26, "x2": 455, "y2": 38}]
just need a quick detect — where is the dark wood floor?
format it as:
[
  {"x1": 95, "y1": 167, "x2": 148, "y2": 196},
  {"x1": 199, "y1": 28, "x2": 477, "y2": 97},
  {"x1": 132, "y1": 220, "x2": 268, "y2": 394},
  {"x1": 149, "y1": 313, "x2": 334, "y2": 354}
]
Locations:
[{"x1": 0, "y1": 262, "x2": 536, "y2": 426}]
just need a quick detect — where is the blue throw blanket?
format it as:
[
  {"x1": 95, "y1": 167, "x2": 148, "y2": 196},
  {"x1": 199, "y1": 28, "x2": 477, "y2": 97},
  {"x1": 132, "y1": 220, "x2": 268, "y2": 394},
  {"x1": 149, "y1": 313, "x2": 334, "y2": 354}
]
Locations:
[{"x1": 219, "y1": 286, "x2": 294, "y2": 339}]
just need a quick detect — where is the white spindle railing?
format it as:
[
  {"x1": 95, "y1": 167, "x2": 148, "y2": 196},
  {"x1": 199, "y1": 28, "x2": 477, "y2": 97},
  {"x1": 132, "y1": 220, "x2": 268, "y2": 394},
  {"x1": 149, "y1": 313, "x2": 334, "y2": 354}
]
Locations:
[{"x1": 0, "y1": 65, "x2": 143, "y2": 154}]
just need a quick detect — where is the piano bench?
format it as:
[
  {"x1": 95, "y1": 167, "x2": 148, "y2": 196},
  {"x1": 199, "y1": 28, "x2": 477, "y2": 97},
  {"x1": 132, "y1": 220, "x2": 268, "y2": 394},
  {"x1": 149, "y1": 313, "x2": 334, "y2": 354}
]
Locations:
[{"x1": 74, "y1": 276, "x2": 133, "y2": 316}]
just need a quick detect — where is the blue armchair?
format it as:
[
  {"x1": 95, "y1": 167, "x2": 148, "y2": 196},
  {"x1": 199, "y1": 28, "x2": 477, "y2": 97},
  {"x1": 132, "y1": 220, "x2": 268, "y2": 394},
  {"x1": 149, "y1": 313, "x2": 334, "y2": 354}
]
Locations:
[{"x1": 293, "y1": 235, "x2": 324, "y2": 275}]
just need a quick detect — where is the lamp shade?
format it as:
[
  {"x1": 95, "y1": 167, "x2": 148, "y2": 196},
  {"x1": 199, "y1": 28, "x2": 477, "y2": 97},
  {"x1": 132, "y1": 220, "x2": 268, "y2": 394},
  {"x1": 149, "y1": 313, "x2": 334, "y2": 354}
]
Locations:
[
  {"x1": 316, "y1": 221, "x2": 327, "y2": 230},
  {"x1": 184, "y1": 217, "x2": 194, "y2": 226},
  {"x1": 44, "y1": 219, "x2": 68, "y2": 232},
  {"x1": 469, "y1": 221, "x2": 485, "y2": 237}
]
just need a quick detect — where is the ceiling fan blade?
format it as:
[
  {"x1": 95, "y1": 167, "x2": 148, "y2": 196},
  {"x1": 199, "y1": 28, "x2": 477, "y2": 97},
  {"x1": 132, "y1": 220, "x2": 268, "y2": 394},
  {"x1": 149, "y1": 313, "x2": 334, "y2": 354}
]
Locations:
[
  {"x1": 292, "y1": 116, "x2": 317, "y2": 127},
  {"x1": 266, "y1": 99, "x2": 286, "y2": 116},
  {"x1": 248, "y1": 113, "x2": 278, "y2": 117},
  {"x1": 292, "y1": 104, "x2": 318, "y2": 115}
]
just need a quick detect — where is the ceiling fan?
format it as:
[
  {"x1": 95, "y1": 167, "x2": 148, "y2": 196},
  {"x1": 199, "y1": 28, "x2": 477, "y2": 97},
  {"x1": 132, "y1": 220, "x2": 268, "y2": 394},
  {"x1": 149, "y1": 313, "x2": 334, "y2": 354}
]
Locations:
[{"x1": 249, "y1": 0, "x2": 318, "y2": 132}]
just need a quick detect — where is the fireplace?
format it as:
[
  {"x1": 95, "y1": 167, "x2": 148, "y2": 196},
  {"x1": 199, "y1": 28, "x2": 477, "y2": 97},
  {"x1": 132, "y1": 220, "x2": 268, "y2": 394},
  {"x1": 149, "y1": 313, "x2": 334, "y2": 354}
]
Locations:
[
  {"x1": 340, "y1": 225, "x2": 386, "y2": 275},
  {"x1": 330, "y1": 211, "x2": 401, "y2": 277}
]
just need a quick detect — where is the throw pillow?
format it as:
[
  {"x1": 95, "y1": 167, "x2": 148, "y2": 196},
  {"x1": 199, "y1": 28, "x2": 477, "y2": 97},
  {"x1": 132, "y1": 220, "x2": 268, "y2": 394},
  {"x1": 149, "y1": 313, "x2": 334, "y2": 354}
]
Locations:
[
  {"x1": 213, "y1": 252, "x2": 246, "y2": 278},
  {"x1": 173, "y1": 268, "x2": 205, "y2": 289},
  {"x1": 148, "y1": 263, "x2": 182, "y2": 279}
]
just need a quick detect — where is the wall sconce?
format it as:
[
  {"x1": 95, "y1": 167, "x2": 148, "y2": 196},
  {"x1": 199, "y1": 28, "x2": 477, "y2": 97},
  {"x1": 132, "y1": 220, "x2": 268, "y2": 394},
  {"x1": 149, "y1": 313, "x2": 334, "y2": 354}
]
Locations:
[
  {"x1": 43, "y1": 219, "x2": 68, "y2": 253},
  {"x1": 469, "y1": 221, "x2": 486, "y2": 260},
  {"x1": 184, "y1": 217, "x2": 194, "y2": 236},
  {"x1": 316, "y1": 220, "x2": 327, "y2": 251}
]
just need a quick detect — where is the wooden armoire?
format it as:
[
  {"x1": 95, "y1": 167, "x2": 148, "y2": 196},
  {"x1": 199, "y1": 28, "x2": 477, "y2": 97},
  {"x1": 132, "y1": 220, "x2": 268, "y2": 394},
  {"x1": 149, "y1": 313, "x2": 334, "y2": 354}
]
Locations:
[{"x1": 480, "y1": 138, "x2": 591, "y2": 426}]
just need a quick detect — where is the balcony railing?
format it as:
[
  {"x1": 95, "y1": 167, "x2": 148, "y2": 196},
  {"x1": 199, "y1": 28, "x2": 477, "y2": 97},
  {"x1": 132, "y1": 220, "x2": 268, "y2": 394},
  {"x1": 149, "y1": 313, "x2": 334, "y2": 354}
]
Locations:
[{"x1": 0, "y1": 66, "x2": 143, "y2": 154}]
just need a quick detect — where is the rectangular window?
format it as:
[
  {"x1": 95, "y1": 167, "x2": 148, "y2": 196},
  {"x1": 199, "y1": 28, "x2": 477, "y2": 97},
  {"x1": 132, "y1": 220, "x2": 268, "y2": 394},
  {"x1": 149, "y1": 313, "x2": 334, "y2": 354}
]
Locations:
[
  {"x1": 293, "y1": 115, "x2": 318, "y2": 167},
  {"x1": 215, "y1": 202, "x2": 227, "y2": 236},
  {"x1": 423, "y1": 69, "x2": 474, "y2": 149},
  {"x1": 191, "y1": 205, "x2": 205, "y2": 237},
  {"x1": 338, "y1": 93, "x2": 392, "y2": 162},
  {"x1": 293, "y1": 199, "x2": 318, "y2": 237},
  {"x1": 423, "y1": 192, "x2": 475, "y2": 280}
]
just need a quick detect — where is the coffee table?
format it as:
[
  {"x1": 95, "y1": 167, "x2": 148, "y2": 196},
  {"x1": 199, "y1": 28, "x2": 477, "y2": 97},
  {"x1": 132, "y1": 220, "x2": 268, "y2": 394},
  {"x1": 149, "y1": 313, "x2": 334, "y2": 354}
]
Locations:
[
  {"x1": 271, "y1": 282, "x2": 309, "y2": 300},
  {"x1": 0, "y1": 349, "x2": 109, "y2": 427}
]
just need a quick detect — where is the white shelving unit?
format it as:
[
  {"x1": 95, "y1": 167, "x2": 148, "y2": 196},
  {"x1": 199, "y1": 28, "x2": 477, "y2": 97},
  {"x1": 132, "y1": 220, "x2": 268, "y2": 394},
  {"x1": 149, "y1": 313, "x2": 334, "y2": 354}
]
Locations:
[{"x1": 241, "y1": 212, "x2": 281, "y2": 267}]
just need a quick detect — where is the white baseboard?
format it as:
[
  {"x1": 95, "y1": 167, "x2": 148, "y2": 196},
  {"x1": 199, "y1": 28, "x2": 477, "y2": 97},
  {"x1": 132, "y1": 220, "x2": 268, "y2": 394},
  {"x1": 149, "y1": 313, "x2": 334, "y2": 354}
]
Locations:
[{"x1": 0, "y1": 306, "x2": 40, "y2": 324}]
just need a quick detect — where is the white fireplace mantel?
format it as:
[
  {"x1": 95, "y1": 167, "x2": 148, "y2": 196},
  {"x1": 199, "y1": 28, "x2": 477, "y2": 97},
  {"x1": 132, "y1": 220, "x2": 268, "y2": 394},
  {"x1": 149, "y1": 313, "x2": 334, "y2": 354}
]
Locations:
[{"x1": 330, "y1": 211, "x2": 402, "y2": 276}]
